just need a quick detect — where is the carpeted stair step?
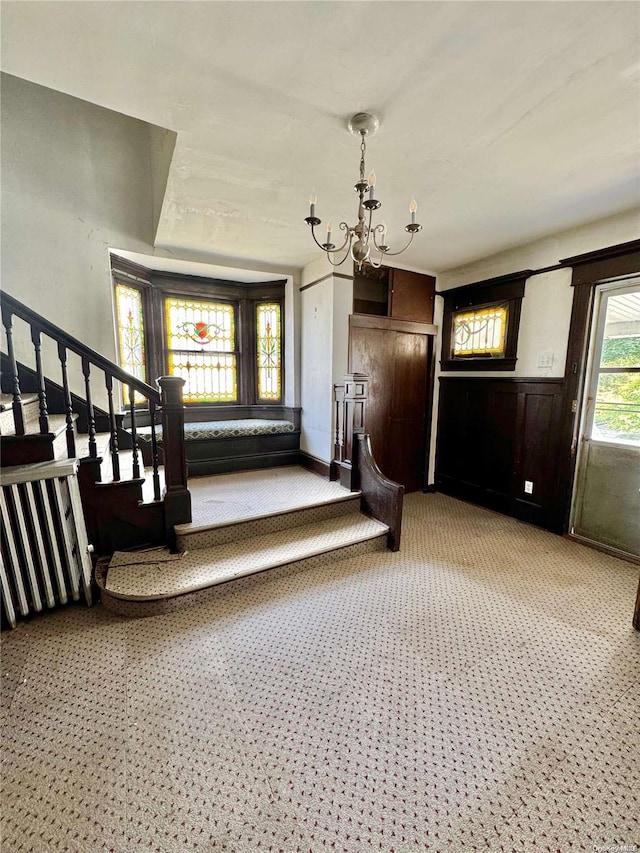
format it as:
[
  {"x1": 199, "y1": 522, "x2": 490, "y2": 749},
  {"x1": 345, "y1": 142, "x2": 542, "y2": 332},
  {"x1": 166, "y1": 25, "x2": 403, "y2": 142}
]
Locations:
[
  {"x1": 98, "y1": 510, "x2": 388, "y2": 617},
  {"x1": 0, "y1": 393, "x2": 40, "y2": 435},
  {"x1": 174, "y1": 492, "x2": 363, "y2": 550}
]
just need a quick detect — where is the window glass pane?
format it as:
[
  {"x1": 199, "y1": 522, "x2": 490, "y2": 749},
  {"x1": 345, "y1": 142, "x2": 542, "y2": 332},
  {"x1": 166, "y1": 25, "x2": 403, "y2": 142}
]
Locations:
[
  {"x1": 166, "y1": 298, "x2": 235, "y2": 353},
  {"x1": 452, "y1": 305, "x2": 507, "y2": 357},
  {"x1": 168, "y1": 351, "x2": 237, "y2": 404},
  {"x1": 600, "y1": 291, "x2": 640, "y2": 368},
  {"x1": 114, "y1": 283, "x2": 146, "y2": 405},
  {"x1": 593, "y1": 372, "x2": 640, "y2": 445},
  {"x1": 256, "y1": 302, "x2": 281, "y2": 401}
]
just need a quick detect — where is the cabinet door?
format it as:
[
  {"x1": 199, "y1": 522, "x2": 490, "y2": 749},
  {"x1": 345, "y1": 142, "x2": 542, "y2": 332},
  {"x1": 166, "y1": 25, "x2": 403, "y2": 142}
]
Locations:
[{"x1": 388, "y1": 269, "x2": 435, "y2": 323}]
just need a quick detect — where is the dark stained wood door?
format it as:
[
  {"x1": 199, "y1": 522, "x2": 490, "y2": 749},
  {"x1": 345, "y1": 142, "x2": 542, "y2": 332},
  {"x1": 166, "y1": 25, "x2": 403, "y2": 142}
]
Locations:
[{"x1": 349, "y1": 316, "x2": 435, "y2": 493}]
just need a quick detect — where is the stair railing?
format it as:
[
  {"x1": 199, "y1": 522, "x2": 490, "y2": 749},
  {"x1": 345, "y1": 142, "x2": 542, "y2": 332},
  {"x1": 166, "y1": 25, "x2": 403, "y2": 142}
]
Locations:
[
  {"x1": 0, "y1": 292, "x2": 190, "y2": 525},
  {"x1": 332, "y1": 373, "x2": 404, "y2": 551}
]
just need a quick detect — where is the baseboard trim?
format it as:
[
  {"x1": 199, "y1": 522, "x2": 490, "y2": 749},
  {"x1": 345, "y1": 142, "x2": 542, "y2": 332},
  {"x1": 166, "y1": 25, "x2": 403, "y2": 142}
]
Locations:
[
  {"x1": 566, "y1": 533, "x2": 640, "y2": 566},
  {"x1": 298, "y1": 451, "x2": 332, "y2": 479}
]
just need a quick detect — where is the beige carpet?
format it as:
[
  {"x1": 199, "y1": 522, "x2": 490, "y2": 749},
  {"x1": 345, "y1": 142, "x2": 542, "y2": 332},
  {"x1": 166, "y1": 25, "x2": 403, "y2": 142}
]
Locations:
[{"x1": 1, "y1": 492, "x2": 639, "y2": 852}]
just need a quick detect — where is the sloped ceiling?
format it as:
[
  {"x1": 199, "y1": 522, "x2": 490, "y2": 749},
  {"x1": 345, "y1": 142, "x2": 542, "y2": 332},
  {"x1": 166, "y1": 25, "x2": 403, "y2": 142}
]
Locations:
[{"x1": 1, "y1": 1, "x2": 639, "y2": 273}]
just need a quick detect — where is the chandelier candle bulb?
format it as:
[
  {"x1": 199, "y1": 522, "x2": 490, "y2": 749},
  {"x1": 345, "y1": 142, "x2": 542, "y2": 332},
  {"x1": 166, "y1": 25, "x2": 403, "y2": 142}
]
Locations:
[
  {"x1": 410, "y1": 198, "x2": 417, "y2": 225},
  {"x1": 326, "y1": 221, "x2": 333, "y2": 245},
  {"x1": 309, "y1": 191, "x2": 317, "y2": 219},
  {"x1": 368, "y1": 171, "x2": 376, "y2": 200}
]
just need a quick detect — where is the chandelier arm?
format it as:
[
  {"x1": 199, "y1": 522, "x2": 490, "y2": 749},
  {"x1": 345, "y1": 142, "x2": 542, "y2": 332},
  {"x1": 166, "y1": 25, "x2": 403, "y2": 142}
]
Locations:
[
  {"x1": 376, "y1": 231, "x2": 416, "y2": 257},
  {"x1": 325, "y1": 244, "x2": 354, "y2": 267},
  {"x1": 331, "y1": 223, "x2": 353, "y2": 255},
  {"x1": 371, "y1": 222, "x2": 386, "y2": 251},
  {"x1": 308, "y1": 224, "x2": 330, "y2": 252}
]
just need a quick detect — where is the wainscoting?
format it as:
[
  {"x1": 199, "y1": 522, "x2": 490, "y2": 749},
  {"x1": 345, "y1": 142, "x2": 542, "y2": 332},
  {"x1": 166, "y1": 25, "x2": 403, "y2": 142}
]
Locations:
[{"x1": 435, "y1": 377, "x2": 566, "y2": 532}]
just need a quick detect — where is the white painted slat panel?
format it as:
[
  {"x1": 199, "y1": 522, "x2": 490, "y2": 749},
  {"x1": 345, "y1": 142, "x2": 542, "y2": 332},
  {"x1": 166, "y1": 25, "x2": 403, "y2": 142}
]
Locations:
[
  {"x1": 25, "y1": 481, "x2": 55, "y2": 608},
  {"x1": 0, "y1": 488, "x2": 29, "y2": 616},
  {"x1": 52, "y1": 478, "x2": 81, "y2": 602},
  {"x1": 0, "y1": 552, "x2": 17, "y2": 629},
  {"x1": 9, "y1": 484, "x2": 42, "y2": 612},
  {"x1": 36, "y1": 480, "x2": 68, "y2": 605}
]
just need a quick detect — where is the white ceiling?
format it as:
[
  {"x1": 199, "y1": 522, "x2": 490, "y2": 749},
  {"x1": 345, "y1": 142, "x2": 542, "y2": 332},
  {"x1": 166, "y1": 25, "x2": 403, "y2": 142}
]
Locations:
[{"x1": 2, "y1": 1, "x2": 639, "y2": 274}]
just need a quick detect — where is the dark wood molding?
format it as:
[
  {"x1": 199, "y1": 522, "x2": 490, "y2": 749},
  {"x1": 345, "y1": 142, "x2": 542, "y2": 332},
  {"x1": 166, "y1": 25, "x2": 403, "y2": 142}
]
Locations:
[
  {"x1": 439, "y1": 273, "x2": 526, "y2": 372},
  {"x1": 436, "y1": 269, "x2": 532, "y2": 299},
  {"x1": 561, "y1": 241, "x2": 640, "y2": 286},
  {"x1": 555, "y1": 241, "x2": 640, "y2": 535},
  {"x1": 350, "y1": 313, "x2": 437, "y2": 336},
  {"x1": 560, "y1": 239, "x2": 640, "y2": 268},
  {"x1": 298, "y1": 451, "x2": 331, "y2": 479},
  {"x1": 299, "y1": 273, "x2": 333, "y2": 292}
]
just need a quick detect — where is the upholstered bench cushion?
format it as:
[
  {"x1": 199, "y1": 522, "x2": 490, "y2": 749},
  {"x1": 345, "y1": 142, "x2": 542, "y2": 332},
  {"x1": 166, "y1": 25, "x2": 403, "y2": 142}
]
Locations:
[{"x1": 137, "y1": 419, "x2": 296, "y2": 442}]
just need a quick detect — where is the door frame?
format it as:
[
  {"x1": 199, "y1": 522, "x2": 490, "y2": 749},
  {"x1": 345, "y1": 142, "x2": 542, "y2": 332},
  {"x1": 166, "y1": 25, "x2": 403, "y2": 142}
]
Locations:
[
  {"x1": 569, "y1": 276, "x2": 640, "y2": 539},
  {"x1": 555, "y1": 240, "x2": 640, "y2": 534}
]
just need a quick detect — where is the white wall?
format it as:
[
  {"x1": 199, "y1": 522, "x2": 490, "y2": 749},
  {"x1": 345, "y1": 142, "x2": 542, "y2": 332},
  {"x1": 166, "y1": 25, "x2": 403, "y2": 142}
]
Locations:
[
  {"x1": 1, "y1": 73, "x2": 300, "y2": 411},
  {"x1": 299, "y1": 258, "x2": 353, "y2": 463},
  {"x1": 1, "y1": 73, "x2": 157, "y2": 389},
  {"x1": 427, "y1": 209, "x2": 640, "y2": 481}
]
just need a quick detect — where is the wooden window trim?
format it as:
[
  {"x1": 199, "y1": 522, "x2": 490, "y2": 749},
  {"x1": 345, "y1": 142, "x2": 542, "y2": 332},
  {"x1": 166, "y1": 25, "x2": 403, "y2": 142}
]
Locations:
[
  {"x1": 110, "y1": 255, "x2": 286, "y2": 408},
  {"x1": 439, "y1": 271, "x2": 528, "y2": 371}
]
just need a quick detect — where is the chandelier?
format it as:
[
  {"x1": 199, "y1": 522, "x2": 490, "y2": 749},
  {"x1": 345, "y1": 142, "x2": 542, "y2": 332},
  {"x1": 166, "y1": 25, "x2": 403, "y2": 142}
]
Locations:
[{"x1": 305, "y1": 112, "x2": 421, "y2": 271}]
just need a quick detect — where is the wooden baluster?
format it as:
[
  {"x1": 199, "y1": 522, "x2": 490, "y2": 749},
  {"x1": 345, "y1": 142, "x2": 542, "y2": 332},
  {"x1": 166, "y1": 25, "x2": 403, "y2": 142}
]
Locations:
[
  {"x1": 129, "y1": 386, "x2": 140, "y2": 479},
  {"x1": 57, "y1": 343, "x2": 76, "y2": 458},
  {"x1": 81, "y1": 357, "x2": 97, "y2": 458},
  {"x1": 1, "y1": 306, "x2": 25, "y2": 435},
  {"x1": 159, "y1": 376, "x2": 191, "y2": 538},
  {"x1": 335, "y1": 387, "x2": 345, "y2": 463},
  {"x1": 30, "y1": 325, "x2": 50, "y2": 434},
  {"x1": 149, "y1": 400, "x2": 161, "y2": 502},
  {"x1": 105, "y1": 374, "x2": 120, "y2": 481}
]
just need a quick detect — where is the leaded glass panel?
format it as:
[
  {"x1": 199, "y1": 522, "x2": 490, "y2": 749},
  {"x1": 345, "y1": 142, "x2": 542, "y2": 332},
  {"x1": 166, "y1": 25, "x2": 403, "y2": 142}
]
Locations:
[
  {"x1": 452, "y1": 304, "x2": 507, "y2": 357},
  {"x1": 168, "y1": 351, "x2": 237, "y2": 403},
  {"x1": 166, "y1": 298, "x2": 234, "y2": 353},
  {"x1": 256, "y1": 302, "x2": 282, "y2": 402},
  {"x1": 114, "y1": 283, "x2": 146, "y2": 404},
  {"x1": 165, "y1": 297, "x2": 238, "y2": 403}
]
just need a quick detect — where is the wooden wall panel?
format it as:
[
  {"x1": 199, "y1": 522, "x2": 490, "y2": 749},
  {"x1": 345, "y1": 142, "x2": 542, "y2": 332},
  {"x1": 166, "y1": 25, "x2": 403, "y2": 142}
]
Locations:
[{"x1": 436, "y1": 377, "x2": 566, "y2": 532}]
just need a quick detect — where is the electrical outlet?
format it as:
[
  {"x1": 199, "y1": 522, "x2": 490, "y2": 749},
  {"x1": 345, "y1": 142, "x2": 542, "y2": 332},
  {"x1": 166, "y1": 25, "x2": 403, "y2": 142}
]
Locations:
[
  {"x1": 537, "y1": 350, "x2": 554, "y2": 368},
  {"x1": 524, "y1": 480, "x2": 534, "y2": 494}
]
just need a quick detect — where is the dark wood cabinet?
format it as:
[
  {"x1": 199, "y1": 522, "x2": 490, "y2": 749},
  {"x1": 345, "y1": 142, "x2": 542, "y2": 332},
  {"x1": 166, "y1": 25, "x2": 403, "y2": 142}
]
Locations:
[
  {"x1": 353, "y1": 265, "x2": 435, "y2": 324},
  {"x1": 348, "y1": 315, "x2": 437, "y2": 493},
  {"x1": 349, "y1": 264, "x2": 437, "y2": 492},
  {"x1": 388, "y1": 268, "x2": 435, "y2": 324}
]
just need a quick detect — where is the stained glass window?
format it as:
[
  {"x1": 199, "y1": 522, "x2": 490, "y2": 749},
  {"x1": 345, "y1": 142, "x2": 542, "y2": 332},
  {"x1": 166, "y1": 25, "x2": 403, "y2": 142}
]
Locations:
[
  {"x1": 165, "y1": 297, "x2": 237, "y2": 403},
  {"x1": 114, "y1": 283, "x2": 146, "y2": 404},
  {"x1": 256, "y1": 302, "x2": 282, "y2": 402},
  {"x1": 452, "y1": 304, "x2": 507, "y2": 358}
]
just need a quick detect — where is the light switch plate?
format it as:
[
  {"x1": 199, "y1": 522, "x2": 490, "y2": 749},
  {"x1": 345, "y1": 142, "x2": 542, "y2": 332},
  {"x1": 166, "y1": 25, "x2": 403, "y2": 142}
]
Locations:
[{"x1": 524, "y1": 480, "x2": 534, "y2": 494}]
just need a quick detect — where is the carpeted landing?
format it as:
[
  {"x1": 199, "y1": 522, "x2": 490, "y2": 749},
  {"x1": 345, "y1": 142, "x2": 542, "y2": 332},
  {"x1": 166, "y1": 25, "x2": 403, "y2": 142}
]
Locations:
[{"x1": 1, "y1": 492, "x2": 639, "y2": 852}]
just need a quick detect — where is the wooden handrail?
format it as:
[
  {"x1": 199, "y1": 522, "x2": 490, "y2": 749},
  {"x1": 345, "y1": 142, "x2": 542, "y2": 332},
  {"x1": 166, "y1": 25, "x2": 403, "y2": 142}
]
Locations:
[{"x1": 1, "y1": 292, "x2": 160, "y2": 403}]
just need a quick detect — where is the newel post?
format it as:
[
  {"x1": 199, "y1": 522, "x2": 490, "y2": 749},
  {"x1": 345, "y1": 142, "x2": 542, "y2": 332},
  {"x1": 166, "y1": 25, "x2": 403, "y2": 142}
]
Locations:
[
  {"x1": 331, "y1": 373, "x2": 368, "y2": 491},
  {"x1": 158, "y1": 376, "x2": 192, "y2": 537}
]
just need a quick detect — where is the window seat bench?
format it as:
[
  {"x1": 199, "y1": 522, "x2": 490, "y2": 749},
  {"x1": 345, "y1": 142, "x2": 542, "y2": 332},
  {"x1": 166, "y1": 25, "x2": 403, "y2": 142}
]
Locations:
[{"x1": 134, "y1": 417, "x2": 301, "y2": 476}]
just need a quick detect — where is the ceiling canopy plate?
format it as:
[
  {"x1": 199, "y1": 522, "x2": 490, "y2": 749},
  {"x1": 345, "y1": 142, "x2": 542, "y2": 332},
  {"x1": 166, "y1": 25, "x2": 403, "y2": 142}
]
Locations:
[{"x1": 347, "y1": 113, "x2": 380, "y2": 137}]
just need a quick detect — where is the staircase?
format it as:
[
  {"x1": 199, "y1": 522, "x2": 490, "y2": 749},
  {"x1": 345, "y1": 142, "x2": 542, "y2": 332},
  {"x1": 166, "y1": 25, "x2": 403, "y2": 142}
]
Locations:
[
  {"x1": 97, "y1": 481, "x2": 389, "y2": 617},
  {"x1": 1, "y1": 292, "x2": 404, "y2": 625}
]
